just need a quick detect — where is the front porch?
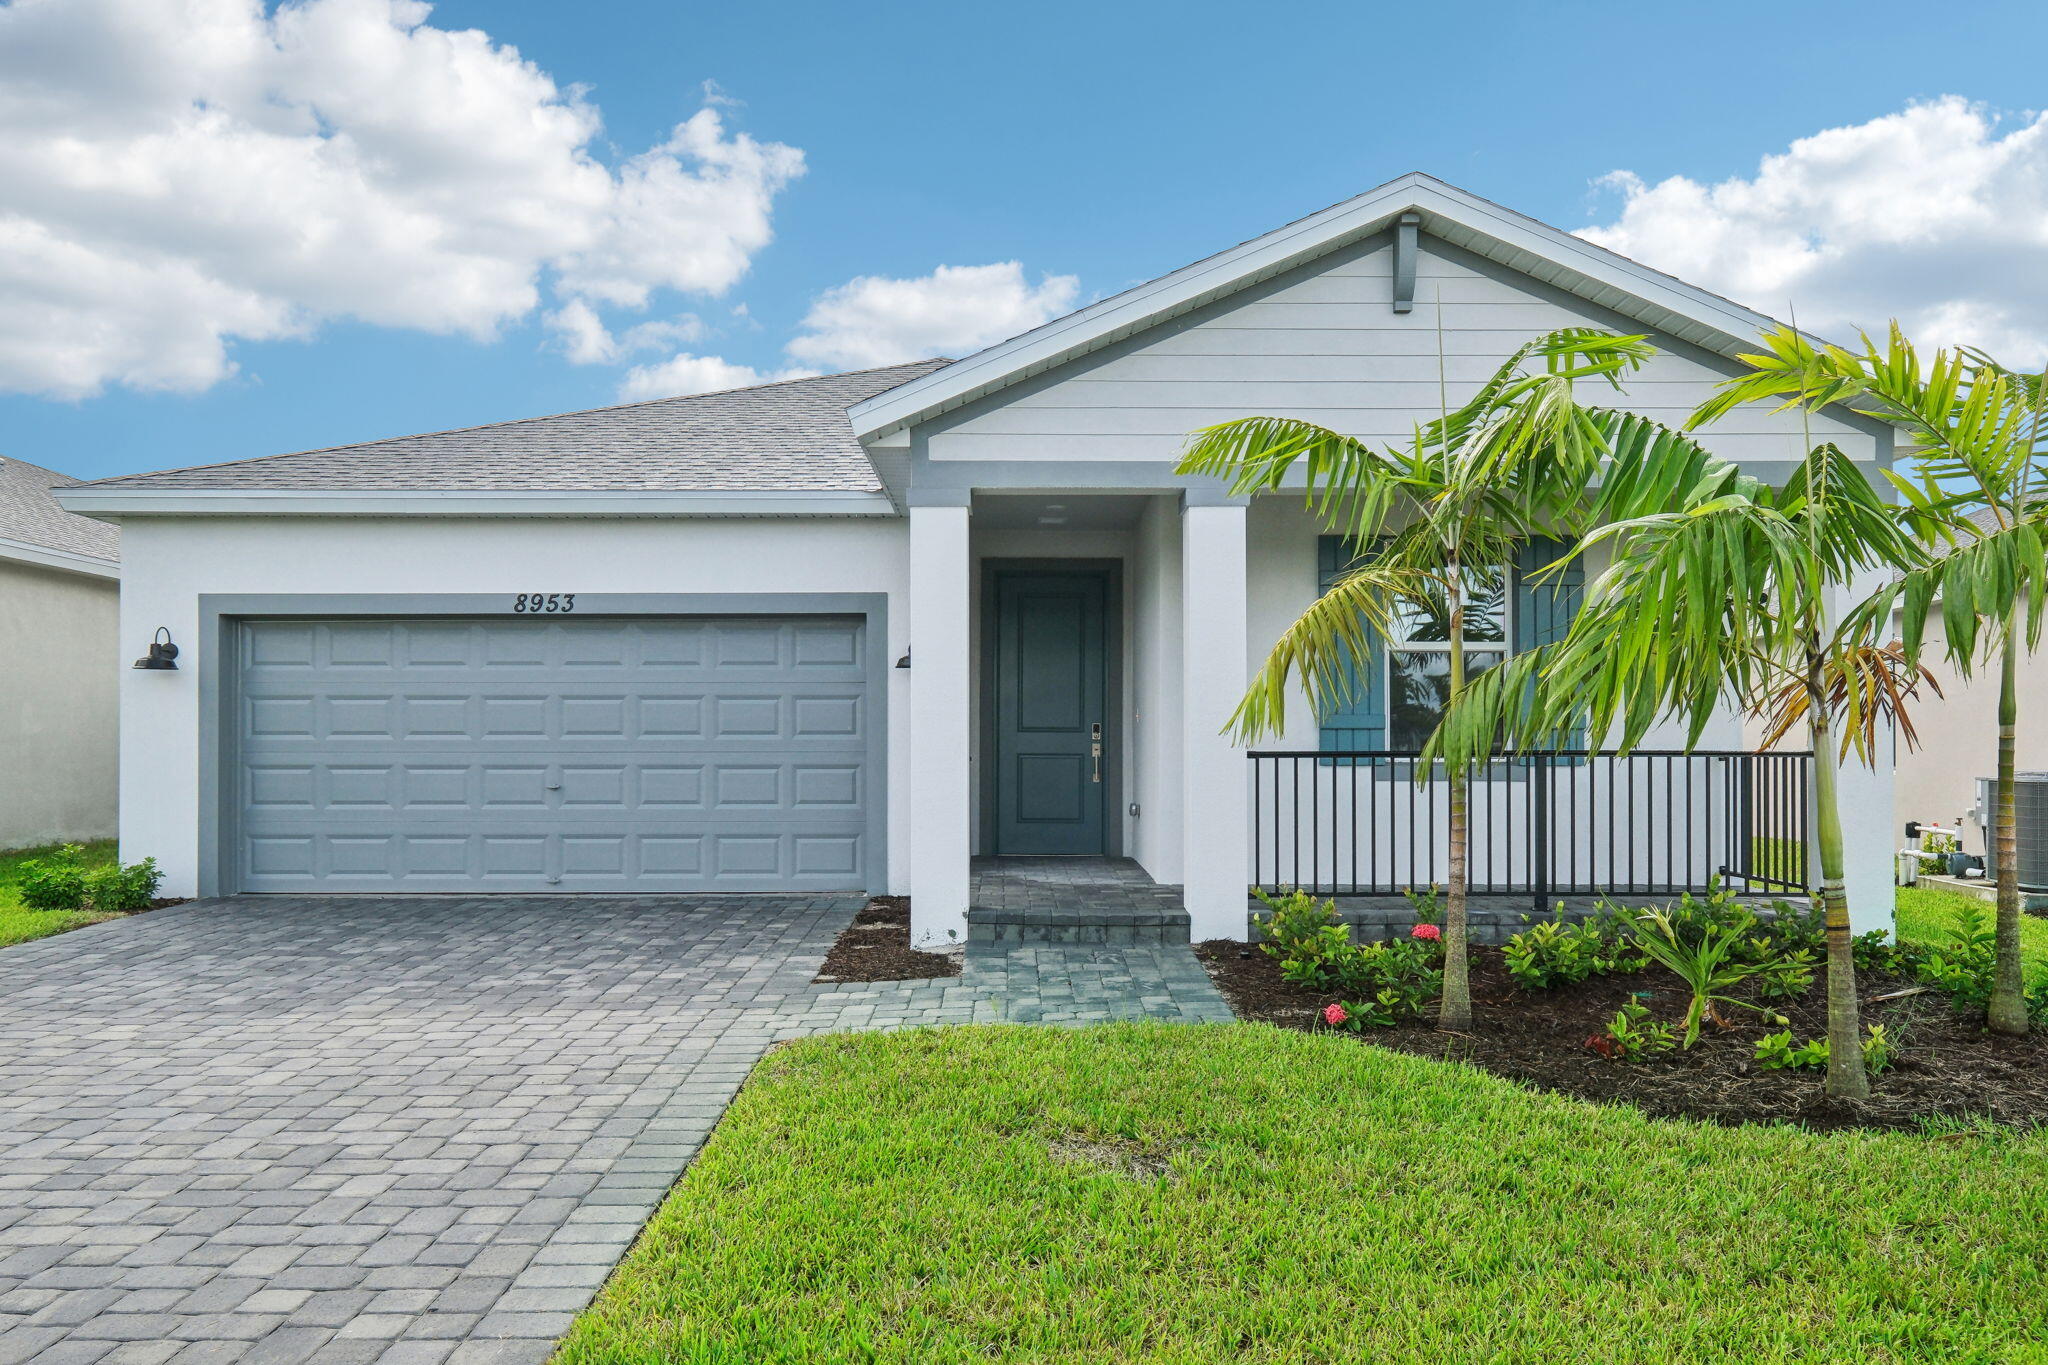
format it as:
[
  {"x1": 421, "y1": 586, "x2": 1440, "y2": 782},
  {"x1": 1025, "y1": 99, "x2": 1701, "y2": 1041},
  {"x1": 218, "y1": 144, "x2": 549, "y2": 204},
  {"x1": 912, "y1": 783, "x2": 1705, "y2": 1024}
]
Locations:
[{"x1": 903, "y1": 488, "x2": 1880, "y2": 949}]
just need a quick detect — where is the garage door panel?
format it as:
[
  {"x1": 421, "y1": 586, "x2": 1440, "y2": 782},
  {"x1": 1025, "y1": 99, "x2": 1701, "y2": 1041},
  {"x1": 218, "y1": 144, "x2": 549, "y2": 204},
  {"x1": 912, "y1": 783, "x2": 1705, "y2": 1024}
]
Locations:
[{"x1": 234, "y1": 615, "x2": 874, "y2": 892}]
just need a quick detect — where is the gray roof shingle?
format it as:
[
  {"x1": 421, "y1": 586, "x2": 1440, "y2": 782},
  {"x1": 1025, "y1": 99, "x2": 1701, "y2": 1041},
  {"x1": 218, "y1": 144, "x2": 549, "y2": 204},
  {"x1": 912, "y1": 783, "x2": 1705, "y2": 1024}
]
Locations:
[
  {"x1": 0, "y1": 457, "x2": 119, "y2": 561},
  {"x1": 75, "y1": 361, "x2": 951, "y2": 494}
]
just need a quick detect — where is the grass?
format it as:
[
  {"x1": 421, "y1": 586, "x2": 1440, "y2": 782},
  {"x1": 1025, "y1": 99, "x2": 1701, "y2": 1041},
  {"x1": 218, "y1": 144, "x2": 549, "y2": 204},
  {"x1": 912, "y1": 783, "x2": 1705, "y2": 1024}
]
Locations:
[
  {"x1": 1897, "y1": 883, "x2": 2048, "y2": 983},
  {"x1": 0, "y1": 839, "x2": 123, "y2": 948},
  {"x1": 559, "y1": 1022, "x2": 2048, "y2": 1365}
]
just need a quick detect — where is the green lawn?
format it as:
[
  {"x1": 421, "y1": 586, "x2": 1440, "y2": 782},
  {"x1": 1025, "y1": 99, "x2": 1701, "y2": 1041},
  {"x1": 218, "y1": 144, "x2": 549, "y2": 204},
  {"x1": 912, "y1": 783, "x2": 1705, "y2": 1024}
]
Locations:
[
  {"x1": 1896, "y1": 883, "x2": 2048, "y2": 983},
  {"x1": 559, "y1": 1022, "x2": 2048, "y2": 1365},
  {"x1": 0, "y1": 839, "x2": 122, "y2": 948}
]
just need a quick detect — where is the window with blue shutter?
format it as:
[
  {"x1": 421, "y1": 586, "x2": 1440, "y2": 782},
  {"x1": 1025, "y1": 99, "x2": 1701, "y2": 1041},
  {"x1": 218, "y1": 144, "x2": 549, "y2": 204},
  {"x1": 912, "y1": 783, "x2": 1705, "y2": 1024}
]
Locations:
[
  {"x1": 1315, "y1": 536, "x2": 1385, "y2": 757},
  {"x1": 1512, "y1": 537, "x2": 1586, "y2": 753},
  {"x1": 1312, "y1": 535, "x2": 1583, "y2": 759}
]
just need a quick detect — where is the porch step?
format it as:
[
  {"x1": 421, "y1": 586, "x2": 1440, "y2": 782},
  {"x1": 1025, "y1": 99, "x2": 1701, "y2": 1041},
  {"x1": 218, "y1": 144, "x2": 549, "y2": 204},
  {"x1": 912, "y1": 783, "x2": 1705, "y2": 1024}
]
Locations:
[{"x1": 968, "y1": 905, "x2": 1192, "y2": 946}]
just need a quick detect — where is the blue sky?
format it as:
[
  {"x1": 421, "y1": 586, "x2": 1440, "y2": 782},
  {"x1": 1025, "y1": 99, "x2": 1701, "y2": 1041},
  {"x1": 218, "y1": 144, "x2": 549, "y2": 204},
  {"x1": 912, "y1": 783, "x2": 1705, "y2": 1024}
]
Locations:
[{"x1": 6, "y1": 0, "x2": 2048, "y2": 480}]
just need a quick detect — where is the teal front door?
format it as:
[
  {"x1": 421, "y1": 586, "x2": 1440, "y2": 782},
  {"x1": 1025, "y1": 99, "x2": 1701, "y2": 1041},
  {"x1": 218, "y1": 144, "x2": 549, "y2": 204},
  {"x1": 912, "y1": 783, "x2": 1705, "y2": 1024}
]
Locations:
[{"x1": 991, "y1": 569, "x2": 1109, "y2": 855}]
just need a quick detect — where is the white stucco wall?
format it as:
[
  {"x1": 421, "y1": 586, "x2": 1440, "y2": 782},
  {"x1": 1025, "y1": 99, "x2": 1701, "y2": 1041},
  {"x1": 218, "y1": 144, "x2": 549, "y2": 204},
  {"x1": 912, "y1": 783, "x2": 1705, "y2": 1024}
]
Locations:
[
  {"x1": 112, "y1": 515, "x2": 913, "y2": 898},
  {"x1": 1130, "y1": 497, "x2": 1183, "y2": 884},
  {"x1": 0, "y1": 558, "x2": 119, "y2": 848}
]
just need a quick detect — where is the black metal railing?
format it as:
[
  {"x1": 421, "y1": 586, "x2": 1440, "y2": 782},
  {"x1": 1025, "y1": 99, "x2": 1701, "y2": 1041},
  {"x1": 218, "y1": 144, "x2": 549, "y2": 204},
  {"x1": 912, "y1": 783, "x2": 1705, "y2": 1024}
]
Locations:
[{"x1": 1248, "y1": 750, "x2": 1812, "y2": 909}]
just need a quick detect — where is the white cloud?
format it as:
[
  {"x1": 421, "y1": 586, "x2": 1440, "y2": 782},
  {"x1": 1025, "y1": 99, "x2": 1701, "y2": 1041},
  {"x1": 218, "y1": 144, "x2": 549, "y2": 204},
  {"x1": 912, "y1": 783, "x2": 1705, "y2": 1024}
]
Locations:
[
  {"x1": 1580, "y1": 96, "x2": 2048, "y2": 364},
  {"x1": 0, "y1": 0, "x2": 803, "y2": 398},
  {"x1": 546, "y1": 301, "x2": 704, "y2": 366},
  {"x1": 616, "y1": 353, "x2": 812, "y2": 401},
  {"x1": 786, "y1": 261, "x2": 1080, "y2": 369}
]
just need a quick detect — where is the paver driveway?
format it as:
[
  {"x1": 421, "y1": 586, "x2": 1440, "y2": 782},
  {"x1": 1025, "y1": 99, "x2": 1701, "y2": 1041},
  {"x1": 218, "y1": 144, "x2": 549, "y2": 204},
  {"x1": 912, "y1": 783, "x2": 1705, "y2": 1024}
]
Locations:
[
  {"x1": 0, "y1": 895, "x2": 871, "y2": 1365},
  {"x1": 0, "y1": 896, "x2": 1232, "y2": 1364}
]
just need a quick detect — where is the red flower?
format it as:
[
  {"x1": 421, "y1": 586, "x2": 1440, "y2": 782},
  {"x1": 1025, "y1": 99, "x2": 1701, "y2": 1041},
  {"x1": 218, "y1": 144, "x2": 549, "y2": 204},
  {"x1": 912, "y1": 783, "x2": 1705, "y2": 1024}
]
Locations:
[
  {"x1": 1411, "y1": 923, "x2": 1441, "y2": 941},
  {"x1": 1586, "y1": 1035, "x2": 1617, "y2": 1058},
  {"x1": 1322, "y1": 1003, "x2": 1349, "y2": 1027}
]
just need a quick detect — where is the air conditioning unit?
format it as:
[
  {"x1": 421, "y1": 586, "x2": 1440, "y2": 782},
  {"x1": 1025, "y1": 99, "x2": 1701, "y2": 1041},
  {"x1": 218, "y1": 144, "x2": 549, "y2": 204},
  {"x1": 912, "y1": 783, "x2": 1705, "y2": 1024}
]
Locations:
[{"x1": 1976, "y1": 773, "x2": 2048, "y2": 891}]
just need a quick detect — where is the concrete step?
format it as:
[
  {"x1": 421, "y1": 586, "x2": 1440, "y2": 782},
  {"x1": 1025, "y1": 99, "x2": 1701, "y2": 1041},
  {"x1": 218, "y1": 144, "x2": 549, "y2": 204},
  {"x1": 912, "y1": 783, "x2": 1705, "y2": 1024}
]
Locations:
[{"x1": 968, "y1": 904, "x2": 1192, "y2": 946}]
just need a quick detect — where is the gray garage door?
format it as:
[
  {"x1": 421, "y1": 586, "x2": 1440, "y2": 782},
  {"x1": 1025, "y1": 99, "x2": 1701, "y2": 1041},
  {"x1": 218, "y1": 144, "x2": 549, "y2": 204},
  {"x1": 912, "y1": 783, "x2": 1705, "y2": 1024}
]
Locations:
[{"x1": 231, "y1": 615, "x2": 876, "y2": 893}]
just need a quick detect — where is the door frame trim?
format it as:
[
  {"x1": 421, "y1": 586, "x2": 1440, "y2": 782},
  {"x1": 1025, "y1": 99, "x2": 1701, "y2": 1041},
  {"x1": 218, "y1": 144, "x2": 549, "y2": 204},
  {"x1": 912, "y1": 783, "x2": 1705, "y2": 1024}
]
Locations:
[
  {"x1": 198, "y1": 592, "x2": 889, "y2": 899},
  {"x1": 977, "y1": 561, "x2": 1123, "y2": 858}
]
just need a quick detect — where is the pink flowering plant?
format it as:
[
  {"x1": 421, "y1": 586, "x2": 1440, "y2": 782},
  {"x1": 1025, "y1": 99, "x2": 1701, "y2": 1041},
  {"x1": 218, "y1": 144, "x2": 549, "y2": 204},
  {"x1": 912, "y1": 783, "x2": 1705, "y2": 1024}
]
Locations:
[
  {"x1": 1411, "y1": 923, "x2": 1441, "y2": 941},
  {"x1": 1255, "y1": 887, "x2": 1443, "y2": 1028}
]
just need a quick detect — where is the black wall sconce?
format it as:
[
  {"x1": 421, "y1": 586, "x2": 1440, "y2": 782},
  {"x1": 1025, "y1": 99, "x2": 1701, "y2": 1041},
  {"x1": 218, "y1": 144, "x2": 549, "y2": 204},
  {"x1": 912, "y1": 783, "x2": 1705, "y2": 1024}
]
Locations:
[
  {"x1": 895, "y1": 648, "x2": 911, "y2": 669},
  {"x1": 133, "y1": 627, "x2": 179, "y2": 671}
]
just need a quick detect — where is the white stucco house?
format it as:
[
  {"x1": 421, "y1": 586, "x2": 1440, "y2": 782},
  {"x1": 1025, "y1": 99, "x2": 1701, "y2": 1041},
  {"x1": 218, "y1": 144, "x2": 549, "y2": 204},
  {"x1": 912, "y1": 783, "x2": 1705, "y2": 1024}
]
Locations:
[
  {"x1": 2, "y1": 456, "x2": 120, "y2": 849},
  {"x1": 56, "y1": 174, "x2": 1897, "y2": 944}
]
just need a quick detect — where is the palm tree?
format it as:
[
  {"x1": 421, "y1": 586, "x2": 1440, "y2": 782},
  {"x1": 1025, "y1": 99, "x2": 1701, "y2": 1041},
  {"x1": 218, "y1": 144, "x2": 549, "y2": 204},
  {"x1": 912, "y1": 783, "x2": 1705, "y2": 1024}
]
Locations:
[
  {"x1": 1441, "y1": 426, "x2": 1917, "y2": 1098},
  {"x1": 1175, "y1": 327, "x2": 1654, "y2": 1031},
  {"x1": 1700, "y1": 325, "x2": 2048, "y2": 1034}
]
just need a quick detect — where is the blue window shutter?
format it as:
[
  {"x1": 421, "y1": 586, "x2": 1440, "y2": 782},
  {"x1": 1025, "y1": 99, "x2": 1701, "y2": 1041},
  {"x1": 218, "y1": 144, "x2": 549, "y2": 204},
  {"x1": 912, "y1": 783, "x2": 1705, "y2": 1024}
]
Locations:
[
  {"x1": 1316, "y1": 535, "x2": 1385, "y2": 753},
  {"x1": 1513, "y1": 537, "x2": 1584, "y2": 750}
]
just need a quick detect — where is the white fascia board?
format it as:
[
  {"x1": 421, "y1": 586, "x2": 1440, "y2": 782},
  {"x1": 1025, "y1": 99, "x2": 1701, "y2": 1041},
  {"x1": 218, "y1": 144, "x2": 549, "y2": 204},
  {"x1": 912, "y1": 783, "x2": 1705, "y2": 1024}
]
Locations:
[
  {"x1": 0, "y1": 535, "x2": 120, "y2": 579},
  {"x1": 848, "y1": 172, "x2": 1789, "y2": 441},
  {"x1": 51, "y1": 488, "x2": 898, "y2": 518}
]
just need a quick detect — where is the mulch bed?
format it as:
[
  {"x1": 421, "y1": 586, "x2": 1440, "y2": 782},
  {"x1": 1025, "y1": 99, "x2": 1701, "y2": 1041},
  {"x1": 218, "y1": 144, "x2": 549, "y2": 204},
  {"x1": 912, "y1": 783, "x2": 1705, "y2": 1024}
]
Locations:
[
  {"x1": 1196, "y1": 940, "x2": 2048, "y2": 1132},
  {"x1": 814, "y1": 897, "x2": 962, "y2": 983}
]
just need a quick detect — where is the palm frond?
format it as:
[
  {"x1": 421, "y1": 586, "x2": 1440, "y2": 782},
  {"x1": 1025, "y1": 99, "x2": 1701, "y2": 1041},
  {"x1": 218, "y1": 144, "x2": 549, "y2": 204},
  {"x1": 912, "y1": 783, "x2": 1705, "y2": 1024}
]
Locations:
[
  {"x1": 1755, "y1": 641, "x2": 1944, "y2": 760},
  {"x1": 1229, "y1": 560, "x2": 1433, "y2": 741}
]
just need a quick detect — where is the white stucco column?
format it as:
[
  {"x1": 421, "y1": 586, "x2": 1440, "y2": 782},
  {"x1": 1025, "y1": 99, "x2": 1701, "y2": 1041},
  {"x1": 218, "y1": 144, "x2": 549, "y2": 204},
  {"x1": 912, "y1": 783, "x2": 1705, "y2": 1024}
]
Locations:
[
  {"x1": 908, "y1": 500, "x2": 972, "y2": 946},
  {"x1": 1181, "y1": 497, "x2": 1250, "y2": 941},
  {"x1": 1827, "y1": 566, "x2": 1898, "y2": 936}
]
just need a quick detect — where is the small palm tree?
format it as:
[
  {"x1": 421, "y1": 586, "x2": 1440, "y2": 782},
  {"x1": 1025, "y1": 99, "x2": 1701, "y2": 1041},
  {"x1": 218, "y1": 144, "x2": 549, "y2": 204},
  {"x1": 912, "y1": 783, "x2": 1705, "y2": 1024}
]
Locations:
[
  {"x1": 1442, "y1": 430, "x2": 1917, "y2": 1098},
  {"x1": 1176, "y1": 327, "x2": 1654, "y2": 1031},
  {"x1": 1703, "y1": 325, "x2": 2048, "y2": 1034}
]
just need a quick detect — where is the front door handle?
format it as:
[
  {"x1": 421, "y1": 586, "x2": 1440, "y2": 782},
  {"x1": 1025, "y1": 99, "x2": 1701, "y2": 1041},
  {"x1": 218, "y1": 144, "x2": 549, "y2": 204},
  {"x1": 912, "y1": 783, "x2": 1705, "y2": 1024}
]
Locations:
[{"x1": 1090, "y1": 722, "x2": 1102, "y2": 784}]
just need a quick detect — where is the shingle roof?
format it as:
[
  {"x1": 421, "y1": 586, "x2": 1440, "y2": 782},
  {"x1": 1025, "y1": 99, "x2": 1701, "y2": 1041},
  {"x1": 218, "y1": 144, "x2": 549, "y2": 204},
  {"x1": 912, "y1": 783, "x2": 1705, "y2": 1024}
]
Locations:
[
  {"x1": 76, "y1": 361, "x2": 951, "y2": 494},
  {"x1": 0, "y1": 457, "x2": 119, "y2": 561}
]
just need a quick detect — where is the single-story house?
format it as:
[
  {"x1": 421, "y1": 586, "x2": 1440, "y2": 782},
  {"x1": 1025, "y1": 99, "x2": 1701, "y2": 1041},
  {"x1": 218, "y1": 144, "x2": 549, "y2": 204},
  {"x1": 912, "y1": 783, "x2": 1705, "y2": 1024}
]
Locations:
[
  {"x1": 57, "y1": 174, "x2": 1896, "y2": 943},
  {"x1": 1, "y1": 456, "x2": 120, "y2": 849}
]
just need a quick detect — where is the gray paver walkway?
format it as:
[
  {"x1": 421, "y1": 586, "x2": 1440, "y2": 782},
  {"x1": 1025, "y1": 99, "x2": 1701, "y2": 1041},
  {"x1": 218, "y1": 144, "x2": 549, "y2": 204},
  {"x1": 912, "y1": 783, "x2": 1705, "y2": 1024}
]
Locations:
[{"x1": 0, "y1": 895, "x2": 1230, "y2": 1364}]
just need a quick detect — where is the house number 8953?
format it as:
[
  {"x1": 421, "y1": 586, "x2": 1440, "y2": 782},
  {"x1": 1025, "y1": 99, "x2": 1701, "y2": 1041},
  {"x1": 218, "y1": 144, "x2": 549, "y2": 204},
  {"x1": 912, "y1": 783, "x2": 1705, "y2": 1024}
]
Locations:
[{"x1": 512, "y1": 594, "x2": 576, "y2": 613}]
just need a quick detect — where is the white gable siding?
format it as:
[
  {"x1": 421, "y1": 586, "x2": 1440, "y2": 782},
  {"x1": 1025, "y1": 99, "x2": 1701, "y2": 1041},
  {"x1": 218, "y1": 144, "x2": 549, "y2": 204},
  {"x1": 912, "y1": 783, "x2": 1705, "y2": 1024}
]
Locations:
[{"x1": 922, "y1": 235, "x2": 1878, "y2": 468}]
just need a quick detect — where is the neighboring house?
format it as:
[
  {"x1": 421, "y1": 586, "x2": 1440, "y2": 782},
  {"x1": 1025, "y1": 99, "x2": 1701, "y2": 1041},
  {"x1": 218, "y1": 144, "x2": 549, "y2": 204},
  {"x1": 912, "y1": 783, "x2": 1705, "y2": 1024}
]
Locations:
[
  {"x1": 0, "y1": 456, "x2": 120, "y2": 848},
  {"x1": 56, "y1": 173, "x2": 1896, "y2": 942},
  {"x1": 1894, "y1": 507, "x2": 2048, "y2": 856}
]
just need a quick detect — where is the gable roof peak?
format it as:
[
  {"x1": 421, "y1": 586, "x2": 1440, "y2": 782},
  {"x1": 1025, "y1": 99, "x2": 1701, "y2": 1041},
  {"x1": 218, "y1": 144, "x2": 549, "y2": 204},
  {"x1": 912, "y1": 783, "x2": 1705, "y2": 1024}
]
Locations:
[{"x1": 849, "y1": 172, "x2": 1789, "y2": 440}]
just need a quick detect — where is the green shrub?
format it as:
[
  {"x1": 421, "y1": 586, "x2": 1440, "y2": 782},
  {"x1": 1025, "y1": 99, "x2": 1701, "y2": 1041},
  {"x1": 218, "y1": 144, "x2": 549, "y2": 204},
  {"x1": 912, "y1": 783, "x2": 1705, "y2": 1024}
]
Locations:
[
  {"x1": 13, "y1": 846, "x2": 160, "y2": 914},
  {"x1": 1503, "y1": 910, "x2": 1645, "y2": 990},
  {"x1": 1283, "y1": 935, "x2": 1441, "y2": 1006},
  {"x1": 1910, "y1": 903, "x2": 2048, "y2": 1025},
  {"x1": 85, "y1": 857, "x2": 161, "y2": 912},
  {"x1": 1752, "y1": 949, "x2": 1817, "y2": 1002},
  {"x1": 1252, "y1": 888, "x2": 1349, "y2": 967},
  {"x1": 1853, "y1": 929, "x2": 1917, "y2": 975},
  {"x1": 1588, "y1": 998, "x2": 1676, "y2": 1061},
  {"x1": 16, "y1": 844, "x2": 89, "y2": 911},
  {"x1": 1401, "y1": 883, "x2": 1443, "y2": 927},
  {"x1": 1755, "y1": 1025, "x2": 1896, "y2": 1076}
]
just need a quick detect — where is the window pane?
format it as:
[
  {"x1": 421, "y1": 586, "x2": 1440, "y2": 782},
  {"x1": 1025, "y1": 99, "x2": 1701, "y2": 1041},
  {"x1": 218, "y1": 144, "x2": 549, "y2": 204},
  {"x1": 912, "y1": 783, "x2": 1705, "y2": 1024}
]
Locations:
[
  {"x1": 1391, "y1": 572, "x2": 1507, "y2": 644},
  {"x1": 1388, "y1": 650, "x2": 1503, "y2": 750}
]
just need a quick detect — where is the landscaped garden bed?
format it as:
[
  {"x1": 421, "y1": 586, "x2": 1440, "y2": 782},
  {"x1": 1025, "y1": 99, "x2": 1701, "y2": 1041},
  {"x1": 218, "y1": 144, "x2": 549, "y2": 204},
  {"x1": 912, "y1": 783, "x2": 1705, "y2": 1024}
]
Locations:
[
  {"x1": 814, "y1": 896, "x2": 961, "y2": 983},
  {"x1": 0, "y1": 840, "x2": 187, "y2": 949},
  {"x1": 1198, "y1": 886, "x2": 2048, "y2": 1132},
  {"x1": 557, "y1": 1022, "x2": 2048, "y2": 1364}
]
